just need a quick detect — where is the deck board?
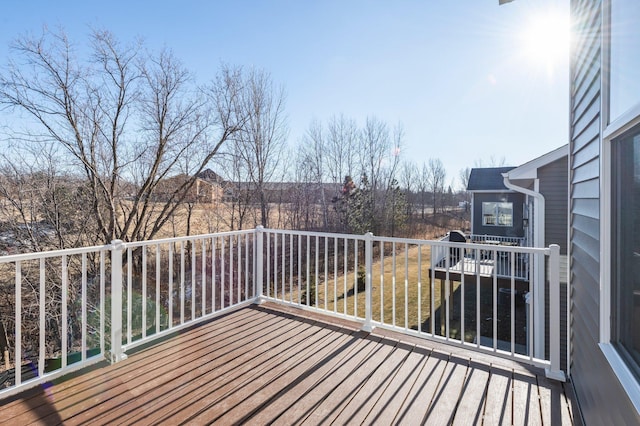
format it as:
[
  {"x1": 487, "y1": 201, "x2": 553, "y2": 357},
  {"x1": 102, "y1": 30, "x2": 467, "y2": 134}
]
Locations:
[
  {"x1": 484, "y1": 365, "x2": 514, "y2": 425},
  {"x1": 182, "y1": 323, "x2": 356, "y2": 424},
  {"x1": 330, "y1": 342, "x2": 412, "y2": 425},
  {"x1": 391, "y1": 350, "x2": 450, "y2": 425},
  {"x1": 71, "y1": 309, "x2": 296, "y2": 424},
  {"x1": 299, "y1": 337, "x2": 397, "y2": 425},
  {"x1": 512, "y1": 370, "x2": 543, "y2": 426},
  {"x1": 451, "y1": 360, "x2": 490, "y2": 425},
  {"x1": 424, "y1": 355, "x2": 470, "y2": 425},
  {"x1": 537, "y1": 375, "x2": 574, "y2": 426},
  {"x1": 360, "y1": 343, "x2": 432, "y2": 424},
  {"x1": 267, "y1": 334, "x2": 383, "y2": 425},
  {"x1": 0, "y1": 303, "x2": 577, "y2": 425},
  {"x1": 119, "y1": 314, "x2": 322, "y2": 424}
]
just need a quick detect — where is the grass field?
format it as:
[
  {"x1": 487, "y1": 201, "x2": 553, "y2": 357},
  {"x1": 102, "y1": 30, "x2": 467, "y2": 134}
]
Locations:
[{"x1": 269, "y1": 242, "x2": 528, "y2": 350}]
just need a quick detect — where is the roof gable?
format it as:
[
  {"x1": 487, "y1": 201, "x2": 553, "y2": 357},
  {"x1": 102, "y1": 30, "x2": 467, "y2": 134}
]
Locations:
[
  {"x1": 505, "y1": 144, "x2": 568, "y2": 180},
  {"x1": 467, "y1": 167, "x2": 516, "y2": 191},
  {"x1": 197, "y1": 168, "x2": 225, "y2": 184}
]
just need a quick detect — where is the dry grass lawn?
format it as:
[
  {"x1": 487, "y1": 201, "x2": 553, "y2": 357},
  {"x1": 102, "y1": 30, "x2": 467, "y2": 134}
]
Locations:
[{"x1": 276, "y1": 243, "x2": 527, "y2": 349}]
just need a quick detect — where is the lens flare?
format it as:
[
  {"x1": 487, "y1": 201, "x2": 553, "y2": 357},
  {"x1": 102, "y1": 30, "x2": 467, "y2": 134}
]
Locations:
[{"x1": 519, "y1": 10, "x2": 570, "y2": 73}]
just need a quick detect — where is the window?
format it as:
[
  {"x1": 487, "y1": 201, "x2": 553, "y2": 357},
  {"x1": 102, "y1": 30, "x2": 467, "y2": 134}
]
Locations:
[
  {"x1": 482, "y1": 202, "x2": 513, "y2": 227},
  {"x1": 612, "y1": 126, "x2": 640, "y2": 379}
]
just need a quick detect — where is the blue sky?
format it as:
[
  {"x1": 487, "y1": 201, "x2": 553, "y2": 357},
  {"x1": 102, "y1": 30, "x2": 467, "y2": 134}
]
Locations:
[{"x1": 0, "y1": 0, "x2": 569, "y2": 186}]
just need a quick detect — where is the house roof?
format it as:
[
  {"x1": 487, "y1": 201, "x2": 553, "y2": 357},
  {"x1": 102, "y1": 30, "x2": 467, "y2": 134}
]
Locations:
[
  {"x1": 196, "y1": 168, "x2": 226, "y2": 184},
  {"x1": 467, "y1": 167, "x2": 516, "y2": 191},
  {"x1": 504, "y1": 144, "x2": 568, "y2": 180}
]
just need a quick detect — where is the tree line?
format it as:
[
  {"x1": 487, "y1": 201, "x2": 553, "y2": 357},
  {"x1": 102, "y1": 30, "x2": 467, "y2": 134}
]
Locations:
[
  {"x1": 0, "y1": 28, "x2": 472, "y2": 255},
  {"x1": 274, "y1": 116, "x2": 469, "y2": 237}
]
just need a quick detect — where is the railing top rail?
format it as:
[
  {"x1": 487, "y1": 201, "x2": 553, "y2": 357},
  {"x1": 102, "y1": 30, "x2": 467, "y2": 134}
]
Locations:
[
  {"x1": 0, "y1": 228, "x2": 553, "y2": 264},
  {"x1": 123, "y1": 229, "x2": 256, "y2": 248},
  {"x1": 372, "y1": 235, "x2": 549, "y2": 254},
  {"x1": 262, "y1": 228, "x2": 368, "y2": 241},
  {"x1": 0, "y1": 244, "x2": 111, "y2": 264},
  {"x1": 0, "y1": 229, "x2": 258, "y2": 263}
]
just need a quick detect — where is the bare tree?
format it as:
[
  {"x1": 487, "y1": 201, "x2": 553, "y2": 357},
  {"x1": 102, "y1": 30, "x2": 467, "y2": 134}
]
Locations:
[
  {"x1": 232, "y1": 67, "x2": 288, "y2": 228},
  {"x1": 300, "y1": 119, "x2": 328, "y2": 229},
  {"x1": 0, "y1": 144, "x2": 96, "y2": 252},
  {"x1": 474, "y1": 155, "x2": 507, "y2": 168},
  {"x1": 287, "y1": 147, "x2": 321, "y2": 230},
  {"x1": 358, "y1": 116, "x2": 390, "y2": 194},
  {"x1": 0, "y1": 28, "x2": 253, "y2": 370},
  {"x1": 215, "y1": 143, "x2": 253, "y2": 230},
  {"x1": 0, "y1": 28, "x2": 245, "y2": 245},
  {"x1": 325, "y1": 114, "x2": 358, "y2": 184},
  {"x1": 417, "y1": 162, "x2": 429, "y2": 220},
  {"x1": 458, "y1": 167, "x2": 471, "y2": 191},
  {"x1": 426, "y1": 158, "x2": 446, "y2": 216},
  {"x1": 324, "y1": 114, "x2": 359, "y2": 230},
  {"x1": 341, "y1": 117, "x2": 403, "y2": 235},
  {"x1": 400, "y1": 160, "x2": 417, "y2": 218},
  {"x1": 380, "y1": 123, "x2": 404, "y2": 234},
  {"x1": 458, "y1": 166, "x2": 471, "y2": 211}
]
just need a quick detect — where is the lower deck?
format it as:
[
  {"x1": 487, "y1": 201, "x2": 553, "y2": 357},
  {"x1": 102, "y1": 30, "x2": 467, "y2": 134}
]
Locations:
[{"x1": 0, "y1": 303, "x2": 579, "y2": 425}]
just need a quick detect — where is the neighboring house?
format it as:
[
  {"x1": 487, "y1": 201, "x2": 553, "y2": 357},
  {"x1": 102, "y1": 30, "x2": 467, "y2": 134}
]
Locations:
[
  {"x1": 467, "y1": 146, "x2": 570, "y2": 369},
  {"x1": 151, "y1": 170, "x2": 226, "y2": 204},
  {"x1": 467, "y1": 166, "x2": 525, "y2": 242},
  {"x1": 468, "y1": 146, "x2": 568, "y2": 251},
  {"x1": 568, "y1": 0, "x2": 640, "y2": 423},
  {"x1": 195, "y1": 169, "x2": 226, "y2": 203}
]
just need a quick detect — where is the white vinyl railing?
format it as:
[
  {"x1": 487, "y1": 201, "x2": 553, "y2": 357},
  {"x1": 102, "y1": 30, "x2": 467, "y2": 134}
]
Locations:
[
  {"x1": 256, "y1": 228, "x2": 563, "y2": 381},
  {"x1": 0, "y1": 229, "x2": 257, "y2": 398},
  {"x1": 114, "y1": 230, "x2": 256, "y2": 357},
  {"x1": 470, "y1": 234, "x2": 526, "y2": 246},
  {"x1": 0, "y1": 227, "x2": 564, "y2": 398},
  {"x1": 0, "y1": 244, "x2": 110, "y2": 397}
]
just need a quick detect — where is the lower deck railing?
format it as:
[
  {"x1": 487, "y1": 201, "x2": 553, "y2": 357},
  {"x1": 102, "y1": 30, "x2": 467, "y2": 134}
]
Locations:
[
  {"x1": 0, "y1": 227, "x2": 565, "y2": 398},
  {"x1": 469, "y1": 234, "x2": 526, "y2": 246}
]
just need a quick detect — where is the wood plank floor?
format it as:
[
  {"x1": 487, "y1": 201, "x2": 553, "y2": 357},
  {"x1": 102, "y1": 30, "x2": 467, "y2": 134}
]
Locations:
[{"x1": 0, "y1": 303, "x2": 580, "y2": 425}]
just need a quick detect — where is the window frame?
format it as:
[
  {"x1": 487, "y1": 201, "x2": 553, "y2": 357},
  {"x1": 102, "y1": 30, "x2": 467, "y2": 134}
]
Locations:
[
  {"x1": 481, "y1": 201, "x2": 513, "y2": 227},
  {"x1": 599, "y1": 0, "x2": 640, "y2": 413},
  {"x1": 608, "y1": 125, "x2": 640, "y2": 378}
]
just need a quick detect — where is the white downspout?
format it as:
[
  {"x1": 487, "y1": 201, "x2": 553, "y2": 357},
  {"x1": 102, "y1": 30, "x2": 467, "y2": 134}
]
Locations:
[{"x1": 502, "y1": 173, "x2": 545, "y2": 360}]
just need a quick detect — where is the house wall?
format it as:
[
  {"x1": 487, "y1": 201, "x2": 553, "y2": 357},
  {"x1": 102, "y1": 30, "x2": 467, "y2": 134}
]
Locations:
[
  {"x1": 195, "y1": 179, "x2": 224, "y2": 203},
  {"x1": 539, "y1": 157, "x2": 569, "y2": 255},
  {"x1": 471, "y1": 192, "x2": 525, "y2": 237},
  {"x1": 570, "y1": 0, "x2": 640, "y2": 423}
]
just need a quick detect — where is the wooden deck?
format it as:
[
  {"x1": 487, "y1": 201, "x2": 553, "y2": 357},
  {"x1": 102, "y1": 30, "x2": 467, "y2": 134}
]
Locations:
[{"x1": 0, "y1": 303, "x2": 580, "y2": 425}]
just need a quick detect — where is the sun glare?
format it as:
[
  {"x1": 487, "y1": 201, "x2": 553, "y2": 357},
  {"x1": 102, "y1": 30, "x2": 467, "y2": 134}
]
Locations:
[{"x1": 519, "y1": 10, "x2": 570, "y2": 74}]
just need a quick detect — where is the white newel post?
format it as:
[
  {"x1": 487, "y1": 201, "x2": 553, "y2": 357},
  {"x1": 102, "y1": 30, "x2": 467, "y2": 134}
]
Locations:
[
  {"x1": 110, "y1": 240, "x2": 127, "y2": 363},
  {"x1": 534, "y1": 247, "x2": 545, "y2": 360},
  {"x1": 546, "y1": 244, "x2": 565, "y2": 381},
  {"x1": 255, "y1": 226, "x2": 264, "y2": 304},
  {"x1": 362, "y1": 232, "x2": 374, "y2": 332}
]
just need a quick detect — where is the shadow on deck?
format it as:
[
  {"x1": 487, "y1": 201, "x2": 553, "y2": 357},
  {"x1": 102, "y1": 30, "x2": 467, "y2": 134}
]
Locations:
[{"x1": 0, "y1": 303, "x2": 579, "y2": 425}]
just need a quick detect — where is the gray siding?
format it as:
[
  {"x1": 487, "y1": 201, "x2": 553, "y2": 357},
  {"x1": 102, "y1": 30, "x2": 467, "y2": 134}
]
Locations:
[
  {"x1": 539, "y1": 157, "x2": 569, "y2": 254},
  {"x1": 570, "y1": 0, "x2": 640, "y2": 423},
  {"x1": 471, "y1": 192, "x2": 525, "y2": 237}
]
